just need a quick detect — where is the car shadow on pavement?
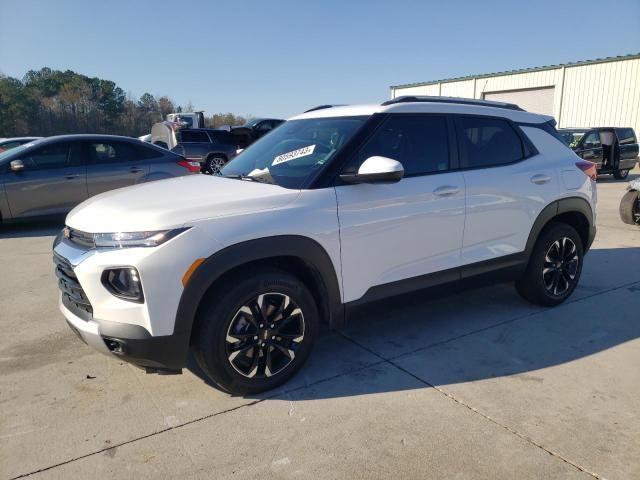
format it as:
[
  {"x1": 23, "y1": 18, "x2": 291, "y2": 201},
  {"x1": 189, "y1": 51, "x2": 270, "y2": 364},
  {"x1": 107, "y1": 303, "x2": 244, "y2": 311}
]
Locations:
[
  {"x1": 0, "y1": 217, "x2": 65, "y2": 239},
  {"x1": 189, "y1": 246, "x2": 640, "y2": 399},
  {"x1": 597, "y1": 171, "x2": 639, "y2": 183}
]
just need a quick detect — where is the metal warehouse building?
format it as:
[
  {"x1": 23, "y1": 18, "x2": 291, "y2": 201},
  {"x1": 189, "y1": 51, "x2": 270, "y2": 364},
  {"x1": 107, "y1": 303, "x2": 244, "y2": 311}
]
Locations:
[{"x1": 390, "y1": 53, "x2": 640, "y2": 135}]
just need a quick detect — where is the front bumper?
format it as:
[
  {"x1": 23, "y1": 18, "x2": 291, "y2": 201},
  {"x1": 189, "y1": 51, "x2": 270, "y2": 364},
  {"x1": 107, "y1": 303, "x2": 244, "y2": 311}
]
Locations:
[
  {"x1": 53, "y1": 228, "x2": 202, "y2": 372},
  {"x1": 61, "y1": 297, "x2": 188, "y2": 371}
]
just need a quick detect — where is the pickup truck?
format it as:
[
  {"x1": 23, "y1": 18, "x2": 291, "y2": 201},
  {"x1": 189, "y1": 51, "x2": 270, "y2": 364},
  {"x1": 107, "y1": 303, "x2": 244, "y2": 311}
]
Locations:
[
  {"x1": 560, "y1": 127, "x2": 639, "y2": 179},
  {"x1": 230, "y1": 118, "x2": 285, "y2": 148}
]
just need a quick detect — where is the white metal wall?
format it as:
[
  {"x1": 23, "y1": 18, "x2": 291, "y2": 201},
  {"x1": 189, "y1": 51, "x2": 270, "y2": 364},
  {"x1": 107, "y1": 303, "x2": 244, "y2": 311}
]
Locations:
[
  {"x1": 391, "y1": 57, "x2": 640, "y2": 137},
  {"x1": 560, "y1": 58, "x2": 640, "y2": 133},
  {"x1": 483, "y1": 87, "x2": 555, "y2": 116}
]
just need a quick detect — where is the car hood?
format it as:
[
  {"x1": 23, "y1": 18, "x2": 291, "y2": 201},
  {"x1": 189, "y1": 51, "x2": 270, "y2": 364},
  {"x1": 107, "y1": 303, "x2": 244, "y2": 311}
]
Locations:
[{"x1": 66, "y1": 175, "x2": 301, "y2": 233}]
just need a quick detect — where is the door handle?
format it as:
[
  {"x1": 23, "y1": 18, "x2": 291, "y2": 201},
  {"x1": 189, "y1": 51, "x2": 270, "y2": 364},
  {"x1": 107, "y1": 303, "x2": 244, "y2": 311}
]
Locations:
[
  {"x1": 129, "y1": 167, "x2": 143, "y2": 173},
  {"x1": 433, "y1": 185, "x2": 460, "y2": 197},
  {"x1": 530, "y1": 174, "x2": 551, "y2": 185},
  {"x1": 65, "y1": 174, "x2": 80, "y2": 180}
]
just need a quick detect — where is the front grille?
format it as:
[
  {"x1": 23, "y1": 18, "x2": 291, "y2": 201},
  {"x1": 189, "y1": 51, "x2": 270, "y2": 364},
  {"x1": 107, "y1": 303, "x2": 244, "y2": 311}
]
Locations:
[
  {"x1": 54, "y1": 253, "x2": 93, "y2": 319},
  {"x1": 66, "y1": 228, "x2": 95, "y2": 249}
]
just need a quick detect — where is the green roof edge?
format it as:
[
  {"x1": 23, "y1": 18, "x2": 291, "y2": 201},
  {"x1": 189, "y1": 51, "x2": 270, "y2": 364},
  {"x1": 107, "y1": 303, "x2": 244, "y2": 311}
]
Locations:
[{"x1": 390, "y1": 53, "x2": 640, "y2": 90}]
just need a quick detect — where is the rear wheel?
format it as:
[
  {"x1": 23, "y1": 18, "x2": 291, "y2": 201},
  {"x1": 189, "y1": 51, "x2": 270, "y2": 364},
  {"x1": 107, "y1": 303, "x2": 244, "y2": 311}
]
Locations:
[
  {"x1": 619, "y1": 190, "x2": 640, "y2": 225},
  {"x1": 614, "y1": 169, "x2": 629, "y2": 180},
  {"x1": 205, "y1": 156, "x2": 227, "y2": 175},
  {"x1": 194, "y1": 269, "x2": 319, "y2": 394},
  {"x1": 516, "y1": 223, "x2": 583, "y2": 306}
]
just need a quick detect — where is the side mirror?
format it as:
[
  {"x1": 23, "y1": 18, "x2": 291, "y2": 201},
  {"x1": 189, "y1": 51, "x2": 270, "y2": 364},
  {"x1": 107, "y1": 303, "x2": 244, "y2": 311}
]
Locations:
[
  {"x1": 10, "y1": 160, "x2": 25, "y2": 172},
  {"x1": 340, "y1": 156, "x2": 404, "y2": 184}
]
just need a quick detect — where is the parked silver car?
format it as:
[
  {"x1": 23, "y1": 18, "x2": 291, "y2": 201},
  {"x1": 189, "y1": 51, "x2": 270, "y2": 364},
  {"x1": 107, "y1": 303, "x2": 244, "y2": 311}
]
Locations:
[{"x1": 0, "y1": 134, "x2": 199, "y2": 222}]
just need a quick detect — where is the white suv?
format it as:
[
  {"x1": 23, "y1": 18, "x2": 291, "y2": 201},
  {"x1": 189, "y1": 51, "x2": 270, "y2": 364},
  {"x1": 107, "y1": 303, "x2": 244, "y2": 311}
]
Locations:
[{"x1": 53, "y1": 97, "x2": 597, "y2": 394}]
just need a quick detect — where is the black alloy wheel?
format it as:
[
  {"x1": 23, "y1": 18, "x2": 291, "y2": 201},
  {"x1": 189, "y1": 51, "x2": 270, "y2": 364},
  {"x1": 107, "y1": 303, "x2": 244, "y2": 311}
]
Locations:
[
  {"x1": 206, "y1": 156, "x2": 227, "y2": 175},
  {"x1": 542, "y1": 237, "x2": 580, "y2": 297},
  {"x1": 194, "y1": 269, "x2": 319, "y2": 395},
  {"x1": 614, "y1": 169, "x2": 629, "y2": 180},
  {"x1": 515, "y1": 222, "x2": 584, "y2": 306},
  {"x1": 225, "y1": 293, "x2": 305, "y2": 379}
]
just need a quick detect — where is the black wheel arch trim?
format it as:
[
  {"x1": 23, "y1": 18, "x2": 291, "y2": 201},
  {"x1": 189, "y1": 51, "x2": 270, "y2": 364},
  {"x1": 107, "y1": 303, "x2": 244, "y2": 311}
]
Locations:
[
  {"x1": 206, "y1": 152, "x2": 228, "y2": 160},
  {"x1": 525, "y1": 197, "x2": 596, "y2": 256},
  {"x1": 172, "y1": 235, "x2": 344, "y2": 363}
]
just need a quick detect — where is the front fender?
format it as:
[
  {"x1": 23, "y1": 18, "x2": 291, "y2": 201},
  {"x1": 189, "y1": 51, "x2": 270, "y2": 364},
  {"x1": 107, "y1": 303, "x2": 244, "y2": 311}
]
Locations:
[{"x1": 173, "y1": 235, "x2": 344, "y2": 350}]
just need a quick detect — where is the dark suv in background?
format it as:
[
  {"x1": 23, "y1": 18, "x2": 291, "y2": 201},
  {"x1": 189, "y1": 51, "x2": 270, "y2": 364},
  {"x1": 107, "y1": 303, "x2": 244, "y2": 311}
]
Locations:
[
  {"x1": 171, "y1": 129, "x2": 240, "y2": 175},
  {"x1": 560, "y1": 127, "x2": 639, "y2": 179},
  {"x1": 0, "y1": 135, "x2": 197, "y2": 223}
]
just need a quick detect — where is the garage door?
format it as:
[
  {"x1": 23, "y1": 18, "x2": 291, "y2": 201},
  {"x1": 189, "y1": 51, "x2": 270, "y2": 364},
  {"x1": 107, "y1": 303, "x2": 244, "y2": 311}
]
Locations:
[{"x1": 483, "y1": 87, "x2": 555, "y2": 115}]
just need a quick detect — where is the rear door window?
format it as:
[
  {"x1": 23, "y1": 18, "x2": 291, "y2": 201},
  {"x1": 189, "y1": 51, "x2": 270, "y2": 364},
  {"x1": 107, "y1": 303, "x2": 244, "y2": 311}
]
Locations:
[
  {"x1": 208, "y1": 131, "x2": 235, "y2": 145},
  {"x1": 86, "y1": 142, "x2": 136, "y2": 164},
  {"x1": 457, "y1": 117, "x2": 524, "y2": 168}
]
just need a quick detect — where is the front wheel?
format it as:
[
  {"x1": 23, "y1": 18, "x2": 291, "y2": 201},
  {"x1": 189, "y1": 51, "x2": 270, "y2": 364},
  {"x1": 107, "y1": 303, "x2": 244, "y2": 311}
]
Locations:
[
  {"x1": 516, "y1": 223, "x2": 584, "y2": 306},
  {"x1": 205, "y1": 156, "x2": 227, "y2": 175},
  {"x1": 194, "y1": 269, "x2": 319, "y2": 395},
  {"x1": 619, "y1": 190, "x2": 640, "y2": 225},
  {"x1": 614, "y1": 169, "x2": 629, "y2": 180}
]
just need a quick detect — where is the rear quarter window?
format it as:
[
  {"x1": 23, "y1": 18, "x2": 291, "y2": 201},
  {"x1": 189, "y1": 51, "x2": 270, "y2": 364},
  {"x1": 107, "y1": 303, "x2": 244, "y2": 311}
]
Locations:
[
  {"x1": 457, "y1": 117, "x2": 524, "y2": 168},
  {"x1": 616, "y1": 128, "x2": 637, "y2": 145},
  {"x1": 133, "y1": 143, "x2": 164, "y2": 159}
]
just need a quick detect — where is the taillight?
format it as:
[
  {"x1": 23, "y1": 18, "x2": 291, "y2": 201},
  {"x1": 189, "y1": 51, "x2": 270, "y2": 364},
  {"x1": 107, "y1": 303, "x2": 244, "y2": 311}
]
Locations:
[
  {"x1": 576, "y1": 161, "x2": 597, "y2": 181},
  {"x1": 177, "y1": 158, "x2": 201, "y2": 173}
]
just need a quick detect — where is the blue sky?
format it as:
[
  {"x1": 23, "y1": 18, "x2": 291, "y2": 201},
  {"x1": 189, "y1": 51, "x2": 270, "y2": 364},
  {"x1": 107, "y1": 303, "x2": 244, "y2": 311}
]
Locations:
[{"x1": 1, "y1": 0, "x2": 639, "y2": 118}]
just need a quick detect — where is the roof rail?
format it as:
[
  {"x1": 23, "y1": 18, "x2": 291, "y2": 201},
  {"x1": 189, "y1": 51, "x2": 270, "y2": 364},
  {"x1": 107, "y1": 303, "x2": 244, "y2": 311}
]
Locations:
[
  {"x1": 303, "y1": 104, "x2": 345, "y2": 113},
  {"x1": 381, "y1": 96, "x2": 524, "y2": 111}
]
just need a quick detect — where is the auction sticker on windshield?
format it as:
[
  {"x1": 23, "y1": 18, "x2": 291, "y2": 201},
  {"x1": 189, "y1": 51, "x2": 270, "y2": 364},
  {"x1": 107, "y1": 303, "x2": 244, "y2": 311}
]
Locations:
[{"x1": 273, "y1": 145, "x2": 316, "y2": 165}]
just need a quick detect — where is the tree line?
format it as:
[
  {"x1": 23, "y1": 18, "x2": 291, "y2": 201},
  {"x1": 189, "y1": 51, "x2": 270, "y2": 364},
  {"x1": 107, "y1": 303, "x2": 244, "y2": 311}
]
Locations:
[{"x1": 0, "y1": 67, "x2": 249, "y2": 138}]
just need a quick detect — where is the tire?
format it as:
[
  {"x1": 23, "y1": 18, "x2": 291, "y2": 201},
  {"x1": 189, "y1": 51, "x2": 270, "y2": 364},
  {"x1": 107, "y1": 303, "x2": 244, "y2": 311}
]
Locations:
[
  {"x1": 619, "y1": 190, "x2": 640, "y2": 225},
  {"x1": 205, "y1": 155, "x2": 227, "y2": 175},
  {"x1": 613, "y1": 169, "x2": 629, "y2": 180},
  {"x1": 515, "y1": 222, "x2": 584, "y2": 306},
  {"x1": 193, "y1": 268, "x2": 319, "y2": 395}
]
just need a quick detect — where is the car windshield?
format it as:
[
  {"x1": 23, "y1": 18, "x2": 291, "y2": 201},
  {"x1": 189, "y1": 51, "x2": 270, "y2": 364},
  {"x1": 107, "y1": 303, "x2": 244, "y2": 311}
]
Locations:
[
  {"x1": 0, "y1": 143, "x2": 32, "y2": 162},
  {"x1": 176, "y1": 116, "x2": 194, "y2": 128},
  {"x1": 242, "y1": 118, "x2": 263, "y2": 128},
  {"x1": 220, "y1": 116, "x2": 367, "y2": 189}
]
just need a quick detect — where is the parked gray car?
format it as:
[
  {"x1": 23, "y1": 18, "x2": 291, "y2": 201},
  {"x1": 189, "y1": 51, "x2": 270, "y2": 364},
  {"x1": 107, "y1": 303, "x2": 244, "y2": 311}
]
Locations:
[
  {"x1": 170, "y1": 129, "x2": 240, "y2": 175},
  {"x1": 0, "y1": 134, "x2": 198, "y2": 222}
]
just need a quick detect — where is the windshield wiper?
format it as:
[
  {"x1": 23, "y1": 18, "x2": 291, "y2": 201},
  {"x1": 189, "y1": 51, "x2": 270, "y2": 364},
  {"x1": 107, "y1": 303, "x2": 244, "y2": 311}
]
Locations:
[{"x1": 221, "y1": 174, "x2": 266, "y2": 183}]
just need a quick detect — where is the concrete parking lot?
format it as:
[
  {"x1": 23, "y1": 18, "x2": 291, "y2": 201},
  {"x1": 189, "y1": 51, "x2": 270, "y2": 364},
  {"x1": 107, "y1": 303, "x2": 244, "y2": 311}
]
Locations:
[{"x1": 1, "y1": 171, "x2": 639, "y2": 480}]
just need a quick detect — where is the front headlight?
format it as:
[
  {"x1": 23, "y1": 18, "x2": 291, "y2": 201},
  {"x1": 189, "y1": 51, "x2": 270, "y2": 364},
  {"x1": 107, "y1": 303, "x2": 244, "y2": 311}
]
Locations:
[{"x1": 93, "y1": 228, "x2": 190, "y2": 248}]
